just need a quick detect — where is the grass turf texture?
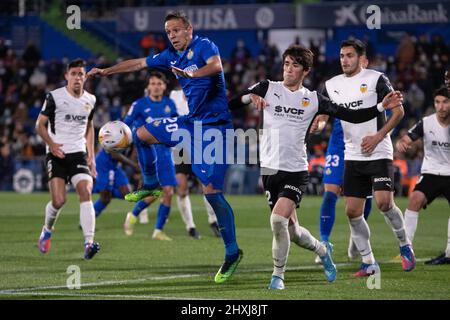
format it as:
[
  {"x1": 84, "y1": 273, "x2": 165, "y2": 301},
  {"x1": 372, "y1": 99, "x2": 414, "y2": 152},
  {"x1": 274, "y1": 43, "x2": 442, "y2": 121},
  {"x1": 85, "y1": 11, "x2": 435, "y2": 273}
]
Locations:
[{"x1": 0, "y1": 192, "x2": 448, "y2": 300}]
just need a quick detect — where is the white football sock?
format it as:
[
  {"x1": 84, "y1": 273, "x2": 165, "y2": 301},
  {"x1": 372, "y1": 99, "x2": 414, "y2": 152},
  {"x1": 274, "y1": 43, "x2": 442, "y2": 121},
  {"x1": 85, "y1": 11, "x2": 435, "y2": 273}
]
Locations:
[
  {"x1": 80, "y1": 201, "x2": 95, "y2": 244},
  {"x1": 44, "y1": 201, "x2": 62, "y2": 232},
  {"x1": 446, "y1": 218, "x2": 450, "y2": 258},
  {"x1": 271, "y1": 214, "x2": 290, "y2": 279},
  {"x1": 288, "y1": 223, "x2": 325, "y2": 256},
  {"x1": 404, "y1": 209, "x2": 419, "y2": 244},
  {"x1": 203, "y1": 195, "x2": 217, "y2": 224},
  {"x1": 176, "y1": 195, "x2": 195, "y2": 230},
  {"x1": 349, "y1": 216, "x2": 376, "y2": 265},
  {"x1": 348, "y1": 235, "x2": 359, "y2": 259},
  {"x1": 383, "y1": 205, "x2": 409, "y2": 246}
]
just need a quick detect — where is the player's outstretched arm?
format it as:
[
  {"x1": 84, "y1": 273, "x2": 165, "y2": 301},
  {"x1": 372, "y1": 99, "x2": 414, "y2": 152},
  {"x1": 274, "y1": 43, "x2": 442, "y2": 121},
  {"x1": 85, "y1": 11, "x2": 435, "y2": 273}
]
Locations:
[
  {"x1": 87, "y1": 58, "x2": 147, "y2": 77},
  {"x1": 318, "y1": 91, "x2": 403, "y2": 124},
  {"x1": 228, "y1": 80, "x2": 269, "y2": 111}
]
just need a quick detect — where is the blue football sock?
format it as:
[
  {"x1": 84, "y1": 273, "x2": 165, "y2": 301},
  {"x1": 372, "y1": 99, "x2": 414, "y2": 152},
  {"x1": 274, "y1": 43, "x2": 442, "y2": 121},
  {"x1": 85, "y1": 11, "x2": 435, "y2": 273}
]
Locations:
[
  {"x1": 134, "y1": 131, "x2": 158, "y2": 190},
  {"x1": 319, "y1": 191, "x2": 338, "y2": 242},
  {"x1": 364, "y1": 197, "x2": 372, "y2": 220},
  {"x1": 94, "y1": 199, "x2": 108, "y2": 217},
  {"x1": 132, "y1": 200, "x2": 149, "y2": 217},
  {"x1": 205, "y1": 193, "x2": 239, "y2": 258},
  {"x1": 155, "y1": 203, "x2": 170, "y2": 230}
]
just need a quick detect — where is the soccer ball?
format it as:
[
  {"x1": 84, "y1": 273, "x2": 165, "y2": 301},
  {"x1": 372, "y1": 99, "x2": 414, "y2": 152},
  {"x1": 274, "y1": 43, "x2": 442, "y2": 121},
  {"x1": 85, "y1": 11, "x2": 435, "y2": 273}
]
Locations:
[{"x1": 98, "y1": 121, "x2": 132, "y2": 153}]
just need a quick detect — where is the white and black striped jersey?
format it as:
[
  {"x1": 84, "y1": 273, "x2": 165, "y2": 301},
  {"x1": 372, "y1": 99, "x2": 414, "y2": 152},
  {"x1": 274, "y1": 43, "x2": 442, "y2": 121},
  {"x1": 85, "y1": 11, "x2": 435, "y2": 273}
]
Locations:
[
  {"x1": 229, "y1": 80, "x2": 385, "y2": 172},
  {"x1": 408, "y1": 114, "x2": 450, "y2": 176},
  {"x1": 40, "y1": 87, "x2": 96, "y2": 154},
  {"x1": 170, "y1": 89, "x2": 189, "y2": 116},
  {"x1": 325, "y1": 69, "x2": 394, "y2": 161}
]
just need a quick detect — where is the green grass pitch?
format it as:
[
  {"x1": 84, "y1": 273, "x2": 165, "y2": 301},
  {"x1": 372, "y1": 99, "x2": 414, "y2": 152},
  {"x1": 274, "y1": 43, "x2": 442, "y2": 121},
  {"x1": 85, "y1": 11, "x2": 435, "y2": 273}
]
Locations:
[{"x1": 0, "y1": 192, "x2": 448, "y2": 300}]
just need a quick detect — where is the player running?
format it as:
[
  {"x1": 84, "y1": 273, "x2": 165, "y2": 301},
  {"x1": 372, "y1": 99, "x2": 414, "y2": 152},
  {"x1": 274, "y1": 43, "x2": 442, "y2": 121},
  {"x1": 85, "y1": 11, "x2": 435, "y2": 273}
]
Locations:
[{"x1": 36, "y1": 59, "x2": 100, "y2": 260}]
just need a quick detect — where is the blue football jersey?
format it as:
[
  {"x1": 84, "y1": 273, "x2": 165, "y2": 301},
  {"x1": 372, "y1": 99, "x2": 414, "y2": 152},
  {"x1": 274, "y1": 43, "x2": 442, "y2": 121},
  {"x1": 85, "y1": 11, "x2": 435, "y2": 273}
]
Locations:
[
  {"x1": 124, "y1": 96, "x2": 177, "y2": 131},
  {"x1": 145, "y1": 35, "x2": 230, "y2": 124},
  {"x1": 95, "y1": 149, "x2": 118, "y2": 171},
  {"x1": 328, "y1": 118, "x2": 345, "y2": 152}
]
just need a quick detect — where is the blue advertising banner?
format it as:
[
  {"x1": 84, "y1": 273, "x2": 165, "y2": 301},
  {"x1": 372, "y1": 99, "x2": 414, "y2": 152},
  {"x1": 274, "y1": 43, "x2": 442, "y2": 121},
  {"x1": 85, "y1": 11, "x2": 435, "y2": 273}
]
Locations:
[
  {"x1": 296, "y1": 1, "x2": 450, "y2": 28},
  {"x1": 117, "y1": 4, "x2": 295, "y2": 32}
]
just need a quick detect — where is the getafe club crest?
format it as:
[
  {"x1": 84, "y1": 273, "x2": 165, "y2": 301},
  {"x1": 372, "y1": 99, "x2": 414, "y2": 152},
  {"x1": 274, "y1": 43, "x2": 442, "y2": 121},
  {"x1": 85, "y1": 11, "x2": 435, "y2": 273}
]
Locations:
[
  {"x1": 164, "y1": 105, "x2": 171, "y2": 114},
  {"x1": 187, "y1": 49, "x2": 194, "y2": 60},
  {"x1": 153, "y1": 120, "x2": 161, "y2": 127},
  {"x1": 302, "y1": 97, "x2": 310, "y2": 107},
  {"x1": 360, "y1": 83, "x2": 368, "y2": 93}
]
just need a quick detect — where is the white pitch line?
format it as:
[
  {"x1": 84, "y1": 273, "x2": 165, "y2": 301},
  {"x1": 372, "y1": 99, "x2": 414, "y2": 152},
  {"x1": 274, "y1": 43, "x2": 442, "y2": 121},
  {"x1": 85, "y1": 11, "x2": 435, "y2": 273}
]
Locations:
[
  {"x1": 0, "y1": 273, "x2": 201, "y2": 294},
  {"x1": 0, "y1": 258, "x2": 429, "y2": 296},
  {"x1": 0, "y1": 291, "x2": 212, "y2": 300}
]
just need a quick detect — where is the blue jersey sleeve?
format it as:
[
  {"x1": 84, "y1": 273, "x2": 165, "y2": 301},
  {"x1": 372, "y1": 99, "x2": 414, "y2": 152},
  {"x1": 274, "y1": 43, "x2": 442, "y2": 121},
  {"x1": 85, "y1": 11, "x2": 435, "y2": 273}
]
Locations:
[
  {"x1": 199, "y1": 38, "x2": 220, "y2": 63},
  {"x1": 146, "y1": 50, "x2": 170, "y2": 70},
  {"x1": 124, "y1": 101, "x2": 138, "y2": 128}
]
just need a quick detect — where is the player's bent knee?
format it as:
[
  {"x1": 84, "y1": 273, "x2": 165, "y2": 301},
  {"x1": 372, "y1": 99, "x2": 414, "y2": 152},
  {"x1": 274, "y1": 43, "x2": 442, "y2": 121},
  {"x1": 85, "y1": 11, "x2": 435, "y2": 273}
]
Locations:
[
  {"x1": 346, "y1": 207, "x2": 364, "y2": 218},
  {"x1": 163, "y1": 187, "x2": 174, "y2": 197},
  {"x1": 72, "y1": 174, "x2": 93, "y2": 201},
  {"x1": 377, "y1": 202, "x2": 392, "y2": 212},
  {"x1": 176, "y1": 189, "x2": 188, "y2": 197},
  {"x1": 52, "y1": 197, "x2": 66, "y2": 209},
  {"x1": 409, "y1": 191, "x2": 427, "y2": 211}
]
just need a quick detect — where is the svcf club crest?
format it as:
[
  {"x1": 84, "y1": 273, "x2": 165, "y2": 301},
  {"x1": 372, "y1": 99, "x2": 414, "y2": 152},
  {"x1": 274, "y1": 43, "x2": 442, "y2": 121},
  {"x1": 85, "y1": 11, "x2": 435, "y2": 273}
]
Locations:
[
  {"x1": 187, "y1": 49, "x2": 194, "y2": 60},
  {"x1": 164, "y1": 105, "x2": 171, "y2": 114},
  {"x1": 153, "y1": 120, "x2": 161, "y2": 127},
  {"x1": 302, "y1": 97, "x2": 310, "y2": 107},
  {"x1": 360, "y1": 84, "x2": 368, "y2": 93}
]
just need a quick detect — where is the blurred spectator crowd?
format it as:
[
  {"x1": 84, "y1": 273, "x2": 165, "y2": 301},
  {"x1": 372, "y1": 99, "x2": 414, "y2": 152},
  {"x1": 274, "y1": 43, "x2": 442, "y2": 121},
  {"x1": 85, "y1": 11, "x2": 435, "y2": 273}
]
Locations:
[{"x1": 1, "y1": 32, "x2": 449, "y2": 194}]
